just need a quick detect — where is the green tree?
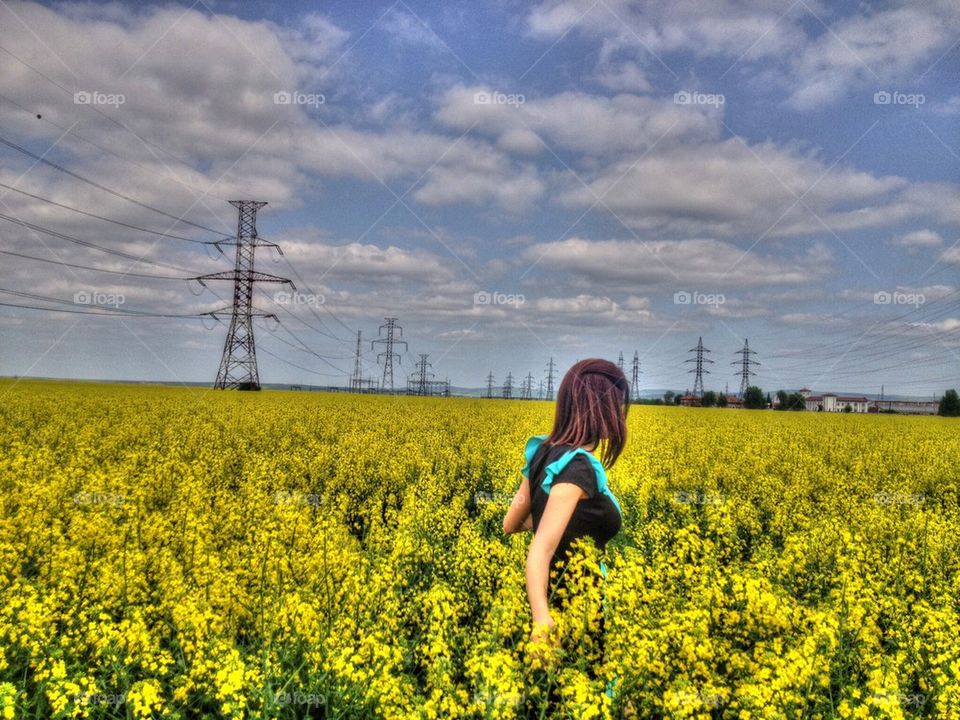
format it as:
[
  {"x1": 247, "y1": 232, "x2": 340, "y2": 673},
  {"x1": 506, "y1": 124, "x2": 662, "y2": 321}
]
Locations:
[
  {"x1": 743, "y1": 386, "x2": 766, "y2": 409},
  {"x1": 775, "y1": 389, "x2": 789, "y2": 410},
  {"x1": 663, "y1": 390, "x2": 675, "y2": 405},
  {"x1": 939, "y1": 389, "x2": 960, "y2": 417},
  {"x1": 717, "y1": 393, "x2": 728, "y2": 408},
  {"x1": 788, "y1": 392, "x2": 806, "y2": 411},
  {"x1": 843, "y1": 404, "x2": 853, "y2": 413},
  {"x1": 702, "y1": 390, "x2": 717, "y2": 407}
]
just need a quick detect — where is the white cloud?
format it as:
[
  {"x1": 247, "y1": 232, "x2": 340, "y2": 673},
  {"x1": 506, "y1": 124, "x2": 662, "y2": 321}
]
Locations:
[
  {"x1": 522, "y1": 236, "x2": 833, "y2": 288},
  {"x1": 434, "y1": 85, "x2": 721, "y2": 157},
  {"x1": 890, "y1": 229, "x2": 944, "y2": 251},
  {"x1": 556, "y1": 137, "x2": 909, "y2": 237}
]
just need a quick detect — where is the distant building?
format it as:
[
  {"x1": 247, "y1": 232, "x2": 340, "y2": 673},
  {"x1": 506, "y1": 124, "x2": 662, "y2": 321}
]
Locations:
[
  {"x1": 804, "y1": 392, "x2": 870, "y2": 413},
  {"x1": 724, "y1": 394, "x2": 742, "y2": 408},
  {"x1": 679, "y1": 394, "x2": 701, "y2": 407},
  {"x1": 871, "y1": 399, "x2": 939, "y2": 415}
]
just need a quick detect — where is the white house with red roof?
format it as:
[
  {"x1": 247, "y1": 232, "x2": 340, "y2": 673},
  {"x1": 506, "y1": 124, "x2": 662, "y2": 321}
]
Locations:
[{"x1": 799, "y1": 388, "x2": 870, "y2": 412}]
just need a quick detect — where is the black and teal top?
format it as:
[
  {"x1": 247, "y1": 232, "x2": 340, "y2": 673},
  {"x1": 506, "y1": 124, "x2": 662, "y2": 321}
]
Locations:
[{"x1": 522, "y1": 435, "x2": 622, "y2": 581}]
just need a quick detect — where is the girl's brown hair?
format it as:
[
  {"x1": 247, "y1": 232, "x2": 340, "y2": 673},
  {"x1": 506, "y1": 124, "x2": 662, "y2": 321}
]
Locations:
[{"x1": 545, "y1": 358, "x2": 630, "y2": 469}]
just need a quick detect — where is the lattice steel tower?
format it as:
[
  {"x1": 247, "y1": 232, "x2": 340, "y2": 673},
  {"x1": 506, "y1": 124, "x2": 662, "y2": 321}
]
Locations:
[
  {"x1": 521, "y1": 372, "x2": 534, "y2": 400},
  {"x1": 545, "y1": 357, "x2": 556, "y2": 400},
  {"x1": 733, "y1": 338, "x2": 760, "y2": 400},
  {"x1": 617, "y1": 351, "x2": 624, "y2": 372},
  {"x1": 371, "y1": 317, "x2": 406, "y2": 391},
  {"x1": 685, "y1": 336, "x2": 713, "y2": 398},
  {"x1": 200, "y1": 201, "x2": 290, "y2": 390},
  {"x1": 631, "y1": 350, "x2": 641, "y2": 401},
  {"x1": 409, "y1": 353, "x2": 434, "y2": 395},
  {"x1": 485, "y1": 371, "x2": 495, "y2": 399},
  {"x1": 502, "y1": 372, "x2": 513, "y2": 399}
]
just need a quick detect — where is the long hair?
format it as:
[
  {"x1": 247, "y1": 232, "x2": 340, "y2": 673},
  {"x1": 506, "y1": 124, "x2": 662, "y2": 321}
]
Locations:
[{"x1": 546, "y1": 358, "x2": 630, "y2": 469}]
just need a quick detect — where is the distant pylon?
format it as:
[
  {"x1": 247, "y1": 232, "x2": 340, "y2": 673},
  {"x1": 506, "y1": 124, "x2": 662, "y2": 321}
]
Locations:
[
  {"x1": 630, "y1": 350, "x2": 641, "y2": 401},
  {"x1": 351, "y1": 330, "x2": 362, "y2": 390},
  {"x1": 617, "y1": 351, "x2": 624, "y2": 372},
  {"x1": 537, "y1": 378, "x2": 544, "y2": 399},
  {"x1": 485, "y1": 371, "x2": 495, "y2": 399},
  {"x1": 408, "y1": 353, "x2": 433, "y2": 395},
  {"x1": 198, "y1": 201, "x2": 291, "y2": 390},
  {"x1": 503, "y1": 371, "x2": 513, "y2": 399},
  {"x1": 732, "y1": 338, "x2": 759, "y2": 400},
  {"x1": 521, "y1": 372, "x2": 533, "y2": 400},
  {"x1": 545, "y1": 357, "x2": 556, "y2": 400},
  {"x1": 685, "y1": 336, "x2": 713, "y2": 398},
  {"x1": 371, "y1": 317, "x2": 406, "y2": 391}
]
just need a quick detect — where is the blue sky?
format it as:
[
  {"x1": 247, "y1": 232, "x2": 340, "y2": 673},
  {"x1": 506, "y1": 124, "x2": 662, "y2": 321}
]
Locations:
[{"x1": 0, "y1": 0, "x2": 958, "y2": 396}]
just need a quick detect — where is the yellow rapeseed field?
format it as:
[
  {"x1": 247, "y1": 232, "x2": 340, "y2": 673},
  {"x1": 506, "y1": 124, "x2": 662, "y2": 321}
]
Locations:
[{"x1": 0, "y1": 380, "x2": 958, "y2": 719}]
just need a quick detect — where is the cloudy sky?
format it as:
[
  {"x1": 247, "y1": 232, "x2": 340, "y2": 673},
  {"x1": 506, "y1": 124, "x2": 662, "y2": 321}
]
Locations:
[{"x1": 0, "y1": 0, "x2": 958, "y2": 396}]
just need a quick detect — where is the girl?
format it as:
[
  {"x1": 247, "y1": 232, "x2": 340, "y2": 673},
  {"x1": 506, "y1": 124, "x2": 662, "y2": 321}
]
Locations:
[{"x1": 502, "y1": 358, "x2": 629, "y2": 692}]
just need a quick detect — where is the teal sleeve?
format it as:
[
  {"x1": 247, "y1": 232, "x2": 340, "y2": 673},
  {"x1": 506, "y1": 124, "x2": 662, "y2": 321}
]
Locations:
[{"x1": 521, "y1": 434, "x2": 547, "y2": 477}]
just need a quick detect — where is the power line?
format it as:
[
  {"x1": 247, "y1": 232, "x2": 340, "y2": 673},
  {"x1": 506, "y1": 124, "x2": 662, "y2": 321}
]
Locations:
[
  {"x1": 0, "y1": 286, "x2": 218, "y2": 318},
  {"x1": 0, "y1": 211, "x2": 194, "y2": 272},
  {"x1": 0, "y1": 134, "x2": 231, "y2": 238},
  {"x1": 0, "y1": 246, "x2": 188, "y2": 280},
  {"x1": 0, "y1": 299, "x2": 210, "y2": 318},
  {"x1": 0, "y1": 90, "x2": 234, "y2": 203},
  {"x1": 0, "y1": 43, "x2": 231, "y2": 190},
  {"x1": 0, "y1": 181, "x2": 219, "y2": 245}
]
